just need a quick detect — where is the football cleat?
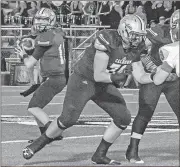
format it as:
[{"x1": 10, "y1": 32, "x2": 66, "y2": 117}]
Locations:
[
  {"x1": 23, "y1": 147, "x2": 34, "y2": 160},
  {"x1": 23, "y1": 133, "x2": 51, "y2": 160},
  {"x1": 125, "y1": 145, "x2": 144, "y2": 164},
  {"x1": 91, "y1": 154, "x2": 121, "y2": 165}
]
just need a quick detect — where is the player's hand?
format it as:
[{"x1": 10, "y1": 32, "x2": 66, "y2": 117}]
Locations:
[
  {"x1": 111, "y1": 73, "x2": 128, "y2": 85},
  {"x1": 123, "y1": 64, "x2": 132, "y2": 75},
  {"x1": 166, "y1": 73, "x2": 178, "y2": 82},
  {"x1": 14, "y1": 44, "x2": 26, "y2": 59}
]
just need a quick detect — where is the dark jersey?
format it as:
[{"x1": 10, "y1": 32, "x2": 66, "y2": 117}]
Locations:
[
  {"x1": 34, "y1": 28, "x2": 65, "y2": 77},
  {"x1": 74, "y1": 29, "x2": 144, "y2": 81},
  {"x1": 142, "y1": 24, "x2": 172, "y2": 73}
]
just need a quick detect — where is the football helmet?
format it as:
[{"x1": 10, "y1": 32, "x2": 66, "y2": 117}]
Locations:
[
  {"x1": 118, "y1": 14, "x2": 147, "y2": 48},
  {"x1": 33, "y1": 8, "x2": 56, "y2": 33},
  {"x1": 170, "y1": 9, "x2": 179, "y2": 42}
]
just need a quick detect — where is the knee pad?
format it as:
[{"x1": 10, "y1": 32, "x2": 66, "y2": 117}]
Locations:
[
  {"x1": 117, "y1": 124, "x2": 127, "y2": 130},
  {"x1": 113, "y1": 111, "x2": 131, "y2": 130},
  {"x1": 57, "y1": 117, "x2": 67, "y2": 130},
  {"x1": 58, "y1": 104, "x2": 81, "y2": 128}
]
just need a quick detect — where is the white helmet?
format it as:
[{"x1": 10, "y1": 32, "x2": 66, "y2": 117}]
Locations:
[
  {"x1": 33, "y1": 8, "x2": 56, "y2": 33},
  {"x1": 118, "y1": 14, "x2": 147, "y2": 48},
  {"x1": 170, "y1": 9, "x2": 179, "y2": 42}
]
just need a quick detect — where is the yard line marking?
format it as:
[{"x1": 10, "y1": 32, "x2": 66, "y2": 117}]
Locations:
[
  {"x1": 2, "y1": 94, "x2": 133, "y2": 96},
  {"x1": 2, "y1": 101, "x2": 167, "y2": 106},
  {"x1": 1, "y1": 129, "x2": 179, "y2": 144},
  {"x1": 1, "y1": 115, "x2": 174, "y2": 118},
  {"x1": 2, "y1": 95, "x2": 65, "y2": 97}
]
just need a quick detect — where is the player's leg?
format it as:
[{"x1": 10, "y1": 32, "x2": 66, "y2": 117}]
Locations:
[
  {"x1": 163, "y1": 80, "x2": 180, "y2": 126},
  {"x1": 27, "y1": 75, "x2": 66, "y2": 135},
  {"x1": 126, "y1": 83, "x2": 163, "y2": 163},
  {"x1": 91, "y1": 84, "x2": 131, "y2": 165},
  {"x1": 23, "y1": 73, "x2": 95, "y2": 159}
]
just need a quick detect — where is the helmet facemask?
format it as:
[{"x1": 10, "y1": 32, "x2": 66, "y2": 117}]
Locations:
[
  {"x1": 33, "y1": 17, "x2": 53, "y2": 33},
  {"x1": 170, "y1": 19, "x2": 179, "y2": 42},
  {"x1": 126, "y1": 31, "x2": 146, "y2": 48},
  {"x1": 33, "y1": 8, "x2": 56, "y2": 34},
  {"x1": 170, "y1": 9, "x2": 180, "y2": 42}
]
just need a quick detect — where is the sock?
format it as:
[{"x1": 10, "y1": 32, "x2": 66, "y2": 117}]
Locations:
[
  {"x1": 94, "y1": 138, "x2": 112, "y2": 156},
  {"x1": 92, "y1": 138, "x2": 112, "y2": 164},
  {"x1": 129, "y1": 116, "x2": 149, "y2": 148}
]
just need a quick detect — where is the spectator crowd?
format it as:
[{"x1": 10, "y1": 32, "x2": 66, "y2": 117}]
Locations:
[
  {"x1": 1, "y1": 1, "x2": 180, "y2": 28},
  {"x1": 1, "y1": 1, "x2": 179, "y2": 88}
]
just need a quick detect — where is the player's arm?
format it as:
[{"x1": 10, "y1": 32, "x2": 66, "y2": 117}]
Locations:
[
  {"x1": 153, "y1": 47, "x2": 178, "y2": 85},
  {"x1": 132, "y1": 61, "x2": 153, "y2": 84},
  {"x1": 93, "y1": 39, "x2": 127, "y2": 84},
  {"x1": 15, "y1": 45, "x2": 50, "y2": 69},
  {"x1": 93, "y1": 49, "x2": 112, "y2": 83},
  {"x1": 152, "y1": 64, "x2": 170, "y2": 85},
  {"x1": 146, "y1": 28, "x2": 171, "y2": 45}
]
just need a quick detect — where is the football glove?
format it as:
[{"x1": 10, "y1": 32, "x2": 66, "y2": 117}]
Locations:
[
  {"x1": 110, "y1": 73, "x2": 128, "y2": 85},
  {"x1": 166, "y1": 73, "x2": 178, "y2": 82}
]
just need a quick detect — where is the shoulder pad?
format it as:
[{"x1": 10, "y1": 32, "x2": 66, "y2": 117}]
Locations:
[
  {"x1": 36, "y1": 30, "x2": 55, "y2": 46},
  {"x1": 96, "y1": 29, "x2": 121, "y2": 51},
  {"x1": 94, "y1": 38, "x2": 107, "y2": 51}
]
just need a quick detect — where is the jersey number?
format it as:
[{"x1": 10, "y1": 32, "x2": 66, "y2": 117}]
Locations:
[{"x1": 107, "y1": 63, "x2": 127, "y2": 73}]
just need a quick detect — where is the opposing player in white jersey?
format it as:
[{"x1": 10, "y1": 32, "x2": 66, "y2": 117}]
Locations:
[{"x1": 153, "y1": 9, "x2": 179, "y2": 85}]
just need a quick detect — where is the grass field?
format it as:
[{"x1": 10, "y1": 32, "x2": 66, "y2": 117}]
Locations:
[{"x1": 1, "y1": 86, "x2": 179, "y2": 166}]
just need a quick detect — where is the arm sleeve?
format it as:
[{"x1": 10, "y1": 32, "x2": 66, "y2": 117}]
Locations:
[
  {"x1": 161, "y1": 61, "x2": 173, "y2": 73},
  {"x1": 146, "y1": 28, "x2": 171, "y2": 45},
  {"x1": 32, "y1": 45, "x2": 51, "y2": 60}
]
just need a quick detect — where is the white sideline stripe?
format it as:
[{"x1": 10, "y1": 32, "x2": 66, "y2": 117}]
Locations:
[
  {"x1": 2, "y1": 101, "x2": 167, "y2": 106},
  {"x1": 1, "y1": 115, "x2": 174, "y2": 118},
  {"x1": 2, "y1": 122, "x2": 174, "y2": 131},
  {"x1": 2, "y1": 122, "x2": 178, "y2": 126},
  {"x1": 2, "y1": 94, "x2": 133, "y2": 98},
  {"x1": 1, "y1": 129, "x2": 179, "y2": 144},
  {"x1": 2, "y1": 90, "x2": 67, "y2": 93}
]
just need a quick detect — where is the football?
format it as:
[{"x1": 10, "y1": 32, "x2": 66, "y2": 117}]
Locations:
[{"x1": 19, "y1": 37, "x2": 35, "y2": 55}]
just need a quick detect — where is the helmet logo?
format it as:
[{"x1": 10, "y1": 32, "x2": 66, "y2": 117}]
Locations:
[{"x1": 125, "y1": 23, "x2": 132, "y2": 31}]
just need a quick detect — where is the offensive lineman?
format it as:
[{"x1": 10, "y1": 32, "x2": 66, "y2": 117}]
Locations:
[
  {"x1": 22, "y1": 14, "x2": 158, "y2": 164},
  {"x1": 15, "y1": 8, "x2": 66, "y2": 143},
  {"x1": 126, "y1": 10, "x2": 180, "y2": 163}
]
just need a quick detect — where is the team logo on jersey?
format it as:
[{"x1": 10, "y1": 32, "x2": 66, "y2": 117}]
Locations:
[{"x1": 115, "y1": 57, "x2": 132, "y2": 64}]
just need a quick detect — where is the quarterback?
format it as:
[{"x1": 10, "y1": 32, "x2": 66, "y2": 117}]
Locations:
[
  {"x1": 15, "y1": 8, "x2": 66, "y2": 143},
  {"x1": 22, "y1": 14, "x2": 154, "y2": 164}
]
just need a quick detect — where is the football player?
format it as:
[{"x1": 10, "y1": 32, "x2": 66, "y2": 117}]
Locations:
[
  {"x1": 17, "y1": 27, "x2": 41, "y2": 97},
  {"x1": 15, "y1": 8, "x2": 66, "y2": 143},
  {"x1": 153, "y1": 9, "x2": 179, "y2": 84},
  {"x1": 125, "y1": 10, "x2": 179, "y2": 164},
  {"x1": 22, "y1": 15, "x2": 156, "y2": 164}
]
